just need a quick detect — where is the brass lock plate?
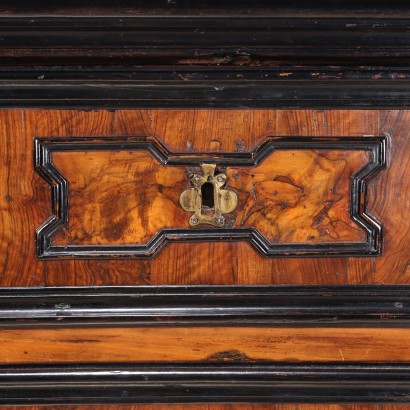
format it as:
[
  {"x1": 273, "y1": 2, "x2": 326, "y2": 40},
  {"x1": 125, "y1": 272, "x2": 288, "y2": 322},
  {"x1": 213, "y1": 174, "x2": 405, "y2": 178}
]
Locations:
[{"x1": 179, "y1": 163, "x2": 238, "y2": 227}]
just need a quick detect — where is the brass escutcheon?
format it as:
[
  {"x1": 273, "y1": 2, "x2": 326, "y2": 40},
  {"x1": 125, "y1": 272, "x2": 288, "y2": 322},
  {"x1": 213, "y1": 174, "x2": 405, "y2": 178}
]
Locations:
[{"x1": 179, "y1": 163, "x2": 238, "y2": 227}]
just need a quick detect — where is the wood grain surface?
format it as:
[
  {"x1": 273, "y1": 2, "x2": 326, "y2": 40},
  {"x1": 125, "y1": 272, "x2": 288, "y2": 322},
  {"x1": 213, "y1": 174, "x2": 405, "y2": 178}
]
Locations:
[
  {"x1": 52, "y1": 150, "x2": 190, "y2": 245},
  {"x1": 50, "y1": 147, "x2": 367, "y2": 246},
  {"x1": 227, "y1": 149, "x2": 367, "y2": 243},
  {"x1": 0, "y1": 327, "x2": 409, "y2": 364},
  {"x1": 0, "y1": 109, "x2": 409, "y2": 285}
]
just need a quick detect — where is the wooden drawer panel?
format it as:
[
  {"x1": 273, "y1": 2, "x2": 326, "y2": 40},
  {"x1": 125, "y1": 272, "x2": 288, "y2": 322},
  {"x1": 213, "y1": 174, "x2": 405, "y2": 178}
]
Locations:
[{"x1": 0, "y1": 109, "x2": 408, "y2": 286}]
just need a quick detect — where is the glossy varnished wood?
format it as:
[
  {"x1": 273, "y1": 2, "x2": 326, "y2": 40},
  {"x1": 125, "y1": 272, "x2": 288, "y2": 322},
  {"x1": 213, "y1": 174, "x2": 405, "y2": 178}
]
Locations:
[
  {"x1": 1, "y1": 362, "x2": 409, "y2": 405},
  {"x1": 0, "y1": 327, "x2": 408, "y2": 364},
  {"x1": 0, "y1": 286, "x2": 407, "y2": 327},
  {"x1": 227, "y1": 149, "x2": 368, "y2": 243},
  {"x1": 48, "y1": 143, "x2": 368, "y2": 247},
  {"x1": 0, "y1": 3, "x2": 409, "y2": 406},
  {"x1": 52, "y1": 149, "x2": 190, "y2": 245},
  {"x1": 0, "y1": 109, "x2": 409, "y2": 285}
]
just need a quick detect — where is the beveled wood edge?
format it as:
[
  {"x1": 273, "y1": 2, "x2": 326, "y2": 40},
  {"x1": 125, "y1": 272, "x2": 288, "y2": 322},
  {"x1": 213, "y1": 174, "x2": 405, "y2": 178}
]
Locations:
[
  {"x1": 0, "y1": 362, "x2": 409, "y2": 404},
  {"x1": 0, "y1": 285, "x2": 408, "y2": 328}
]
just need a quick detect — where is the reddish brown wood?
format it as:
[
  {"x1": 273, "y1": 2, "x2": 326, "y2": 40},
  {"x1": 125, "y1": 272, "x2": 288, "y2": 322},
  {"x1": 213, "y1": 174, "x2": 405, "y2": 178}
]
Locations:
[
  {"x1": 0, "y1": 327, "x2": 409, "y2": 364},
  {"x1": 228, "y1": 149, "x2": 367, "y2": 243},
  {"x1": 0, "y1": 109, "x2": 409, "y2": 286},
  {"x1": 51, "y1": 150, "x2": 189, "y2": 246},
  {"x1": 49, "y1": 147, "x2": 367, "y2": 247}
]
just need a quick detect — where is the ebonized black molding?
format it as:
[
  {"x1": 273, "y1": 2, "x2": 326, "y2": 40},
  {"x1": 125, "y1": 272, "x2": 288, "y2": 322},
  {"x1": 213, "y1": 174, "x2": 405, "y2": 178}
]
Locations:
[
  {"x1": 1, "y1": 362, "x2": 410, "y2": 404},
  {"x1": 35, "y1": 136, "x2": 386, "y2": 259},
  {"x1": 0, "y1": 5, "x2": 410, "y2": 109},
  {"x1": 0, "y1": 286, "x2": 408, "y2": 328},
  {"x1": 1, "y1": 15, "x2": 410, "y2": 63},
  {"x1": 0, "y1": 3, "x2": 409, "y2": 108},
  {"x1": 1, "y1": 67, "x2": 410, "y2": 109}
]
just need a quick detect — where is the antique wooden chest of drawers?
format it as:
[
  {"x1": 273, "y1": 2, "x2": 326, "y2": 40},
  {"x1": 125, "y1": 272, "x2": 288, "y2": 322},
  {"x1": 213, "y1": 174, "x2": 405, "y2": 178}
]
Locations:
[{"x1": 0, "y1": 1, "x2": 409, "y2": 407}]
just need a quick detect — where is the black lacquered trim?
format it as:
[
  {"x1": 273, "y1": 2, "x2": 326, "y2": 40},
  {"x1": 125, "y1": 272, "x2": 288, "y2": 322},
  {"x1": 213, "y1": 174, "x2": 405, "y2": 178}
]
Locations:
[
  {"x1": 0, "y1": 362, "x2": 409, "y2": 404},
  {"x1": 1, "y1": 67, "x2": 410, "y2": 109},
  {"x1": 0, "y1": 5, "x2": 410, "y2": 108},
  {"x1": 0, "y1": 285, "x2": 408, "y2": 328},
  {"x1": 1, "y1": 15, "x2": 410, "y2": 62}
]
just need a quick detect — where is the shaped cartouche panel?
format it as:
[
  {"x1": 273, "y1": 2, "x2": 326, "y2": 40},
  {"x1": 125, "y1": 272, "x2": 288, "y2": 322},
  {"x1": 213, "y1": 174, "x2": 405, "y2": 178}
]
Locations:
[{"x1": 35, "y1": 136, "x2": 386, "y2": 258}]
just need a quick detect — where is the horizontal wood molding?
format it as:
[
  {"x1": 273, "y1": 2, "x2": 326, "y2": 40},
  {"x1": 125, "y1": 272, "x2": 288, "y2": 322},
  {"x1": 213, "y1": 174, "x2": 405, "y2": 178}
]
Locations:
[
  {"x1": 0, "y1": 6, "x2": 409, "y2": 108},
  {"x1": 1, "y1": 67, "x2": 410, "y2": 109},
  {"x1": 0, "y1": 286, "x2": 408, "y2": 327},
  {"x1": 0, "y1": 15, "x2": 410, "y2": 63},
  {"x1": 1, "y1": 1, "x2": 409, "y2": 17},
  {"x1": 1, "y1": 406, "x2": 402, "y2": 410},
  {"x1": 0, "y1": 405, "x2": 404, "y2": 410},
  {"x1": 0, "y1": 362, "x2": 410, "y2": 405}
]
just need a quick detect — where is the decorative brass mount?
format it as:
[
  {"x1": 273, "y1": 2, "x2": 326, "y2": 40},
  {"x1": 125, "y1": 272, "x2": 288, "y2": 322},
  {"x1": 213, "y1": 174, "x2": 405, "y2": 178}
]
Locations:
[{"x1": 179, "y1": 163, "x2": 238, "y2": 227}]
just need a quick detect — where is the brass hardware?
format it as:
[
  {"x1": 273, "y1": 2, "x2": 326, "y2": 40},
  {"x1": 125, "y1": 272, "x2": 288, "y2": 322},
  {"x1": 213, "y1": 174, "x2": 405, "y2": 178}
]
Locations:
[{"x1": 179, "y1": 163, "x2": 238, "y2": 227}]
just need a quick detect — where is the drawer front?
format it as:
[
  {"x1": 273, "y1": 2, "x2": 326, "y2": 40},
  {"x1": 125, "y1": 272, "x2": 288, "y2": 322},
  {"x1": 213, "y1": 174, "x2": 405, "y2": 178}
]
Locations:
[{"x1": 1, "y1": 109, "x2": 408, "y2": 286}]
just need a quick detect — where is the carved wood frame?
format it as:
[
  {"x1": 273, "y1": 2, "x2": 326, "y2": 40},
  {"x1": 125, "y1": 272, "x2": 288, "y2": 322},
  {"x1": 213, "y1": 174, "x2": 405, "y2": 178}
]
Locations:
[{"x1": 35, "y1": 136, "x2": 386, "y2": 259}]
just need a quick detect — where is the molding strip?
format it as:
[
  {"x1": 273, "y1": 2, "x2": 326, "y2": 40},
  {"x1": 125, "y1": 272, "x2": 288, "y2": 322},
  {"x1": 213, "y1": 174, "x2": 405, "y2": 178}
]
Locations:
[
  {"x1": 1, "y1": 67, "x2": 410, "y2": 109},
  {"x1": 0, "y1": 16, "x2": 410, "y2": 61},
  {"x1": 0, "y1": 286, "x2": 408, "y2": 328},
  {"x1": 1, "y1": 6, "x2": 410, "y2": 108},
  {"x1": 0, "y1": 362, "x2": 409, "y2": 404}
]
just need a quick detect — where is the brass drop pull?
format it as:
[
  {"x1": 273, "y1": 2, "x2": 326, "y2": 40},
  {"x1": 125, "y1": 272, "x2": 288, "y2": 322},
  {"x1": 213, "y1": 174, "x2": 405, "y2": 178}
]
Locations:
[{"x1": 179, "y1": 163, "x2": 238, "y2": 227}]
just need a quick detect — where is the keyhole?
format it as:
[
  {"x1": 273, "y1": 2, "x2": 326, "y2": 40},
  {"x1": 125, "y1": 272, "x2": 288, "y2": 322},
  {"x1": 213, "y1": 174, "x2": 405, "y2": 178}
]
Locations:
[{"x1": 201, "y1": 182, "x2": 215, "y2": 209}]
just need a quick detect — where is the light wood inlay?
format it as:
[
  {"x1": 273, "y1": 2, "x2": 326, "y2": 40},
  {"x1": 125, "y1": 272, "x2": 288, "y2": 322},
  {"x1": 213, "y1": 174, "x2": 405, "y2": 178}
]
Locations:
[{"x1": 0, "y1": 327, "x2": 409, "y2": 364}]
